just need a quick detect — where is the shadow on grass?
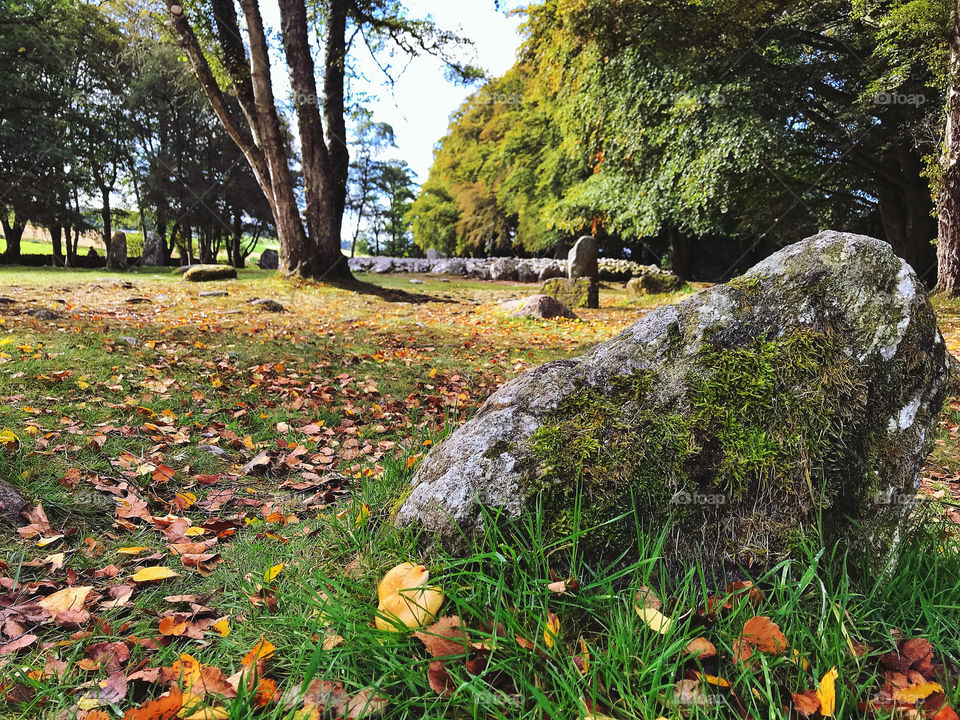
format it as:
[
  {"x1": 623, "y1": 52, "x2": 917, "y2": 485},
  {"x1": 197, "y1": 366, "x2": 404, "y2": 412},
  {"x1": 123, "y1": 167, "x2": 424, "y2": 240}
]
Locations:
[{"x1": 328, "y1": 276, "x2": 457, "y2": 305}]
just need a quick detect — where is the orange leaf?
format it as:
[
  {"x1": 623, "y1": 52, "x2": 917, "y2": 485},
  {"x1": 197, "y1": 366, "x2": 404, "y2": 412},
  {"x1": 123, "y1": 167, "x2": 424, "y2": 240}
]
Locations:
[
  {"x1": 791, "y1": 690, "x2": 820, "y2": 717},
  {"x1": 159, "y1": 616, "x2": 187, "y2": 636},
  {"x1": 242, "y1": 638, "x2": 276, "y2": 669},
  {"x1": 121, "y1": 686, "x2": 183, "y2": 720},
  {"x1": 741, "y1": 616, "x2": 790, "y2": 654}
]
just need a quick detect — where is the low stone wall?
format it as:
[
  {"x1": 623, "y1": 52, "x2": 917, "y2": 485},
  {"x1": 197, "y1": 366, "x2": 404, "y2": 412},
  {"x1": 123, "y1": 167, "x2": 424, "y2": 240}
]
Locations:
[{"x1": 347, "y1": 255, "x2": 664, "y2": 282}]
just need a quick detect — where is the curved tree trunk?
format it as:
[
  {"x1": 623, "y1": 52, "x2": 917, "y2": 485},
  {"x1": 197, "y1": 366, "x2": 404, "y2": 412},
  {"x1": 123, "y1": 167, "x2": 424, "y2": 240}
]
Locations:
[{"x1": 937, "y1": 0, "x2": 960, "y2": 296}]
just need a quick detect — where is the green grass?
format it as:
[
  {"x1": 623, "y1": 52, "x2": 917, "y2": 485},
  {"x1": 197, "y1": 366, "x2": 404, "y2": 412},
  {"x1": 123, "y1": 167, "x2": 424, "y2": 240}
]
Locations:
[{"x1": 0, "y1": 268, "x2": 958, "y2": 719}]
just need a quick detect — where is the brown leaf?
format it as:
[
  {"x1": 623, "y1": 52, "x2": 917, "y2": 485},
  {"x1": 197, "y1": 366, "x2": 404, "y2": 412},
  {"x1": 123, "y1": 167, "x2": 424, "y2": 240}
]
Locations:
[
  {"x1": 791, "y1": 690, "x2": 821, "y2": 717},
  {"x1": 684, "y1": 637, "x2": 717, "y2": 659},
  {"x1": 413, "y1": 616, "x2": 470, "y2": 659},
  {"x1": 0, "y1": 634, "x2": 37, "y2": 656},
  {"x1": 740, "y1": 616, "x2": 789, "y2": 654},
  {"x1": 426, "y1": 661, "x2": 454, "y2": 697}
]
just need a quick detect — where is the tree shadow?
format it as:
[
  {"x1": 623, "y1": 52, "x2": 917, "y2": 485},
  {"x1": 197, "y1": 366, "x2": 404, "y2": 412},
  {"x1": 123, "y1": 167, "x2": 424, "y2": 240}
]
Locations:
[{"x1": 327, "y1": 277, "x2": 456, "y2": 305}]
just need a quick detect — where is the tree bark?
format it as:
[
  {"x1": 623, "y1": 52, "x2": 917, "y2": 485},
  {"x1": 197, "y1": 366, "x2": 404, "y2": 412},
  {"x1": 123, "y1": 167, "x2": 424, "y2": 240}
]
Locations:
[
  {"x1": 937, "y1": 0, "x2": 960, "y2": 295},
  {"x1": 877, "y1": 175, "x2": 938, "y2": 281},
  {"x1": 1, "y1": 214, "x2": 24, "y2": 260},
  {"x1": 49, "y1": 224, "x2": 64, "y2": 265},
  {"x1": 165, "y1": 0, "x2": 351, "y2": 282},
  {"x1": 100, "y1": 186, "x2": 113, "y2": 252},
  {"x1": 277, "y1": 0, "x2": 350, "y2": 279}
]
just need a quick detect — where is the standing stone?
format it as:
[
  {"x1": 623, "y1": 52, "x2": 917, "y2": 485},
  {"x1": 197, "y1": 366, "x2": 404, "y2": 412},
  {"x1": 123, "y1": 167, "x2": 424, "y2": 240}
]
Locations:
[
  {"x1": 426, "y1": 249, "x2": 448, "y2": 260},
  {"x1": 395, "y1": 231, "x2": 951, "y2": 576},
  {"x1": 258, "y1": 249, "x2": 279, "y2": 270},
  {"x1": 567, "y1": 235, "x2": 598, "y2": 279},
  {"x1": 107, "y1": 232, "x2": 127, "y2": 270},
  {"x1": 142, "y1": 231, "x2": 165, "y2": 267},
  {"x1": 542, "y1": 277, "x2": 599, "y2": 309}
]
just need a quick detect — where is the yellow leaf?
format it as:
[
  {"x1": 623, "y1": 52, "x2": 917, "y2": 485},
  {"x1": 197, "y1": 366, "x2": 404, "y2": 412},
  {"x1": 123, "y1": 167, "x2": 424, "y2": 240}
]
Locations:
[
  {"x1": 544, "y1": 612, "x2": 560, "y2": 648},
  {"x1": 118, "y1": 546, "x2": 150, "y2": 555},
  {"x1": 213, "y1": 619, "x2": 230, "y2": 637},
  {"x1": 132, "y1": 566, "x2": 180, "y2": 583},
  {"x1": 264, "y1": 563, "x2": 284, "y2": 582},
  {"x1": 185, "y1": 526, "x2": 205, "y2": 537},
  {"x1": 377, "y1": 563, "x2": 430, "y2": 603},
  {"x1": 38, "y1": 586, "x2": 92, "y2": 619},
  {"x1": 817, "y1": 666, "x2": 838, "y2": 717},
  {"x1": 697, "y1": 672, "x2": 732, "y2": 688},
  {"x1": 182, "y1": 707, "x2": 228, "y2": 720},
  {"x1": 892, "y1": 682, "x2": 944, "y2": 703},
  {"x1": 243, "y1": 435, "x2": 256, "y2": 450},
  {"x1": 376, "y1": 586, "x2": 444, "y2": 631},
  {"x1": 356, "y1": 503, "x2": 371, "y2": 526},
  {"x1": 635, "y1": 605, "x2": 672, "y2": 635},
  {"x1": 36, "y1": 535, "x2": 63, "y2": 547},
  {"x1": 0, "y1": 429, "x2": 19, "y2": 446}
]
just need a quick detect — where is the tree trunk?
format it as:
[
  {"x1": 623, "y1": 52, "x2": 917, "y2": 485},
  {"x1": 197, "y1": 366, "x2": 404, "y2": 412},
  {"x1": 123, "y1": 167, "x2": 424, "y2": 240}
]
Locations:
[
  {"x1": 877, "y1": 178, "x2": 938, "y2": 282},
  {"x1": 1, "y1": 215, "x2": 24, "y2": 260},
  {"x1": 668, "y1": 227, "x2": 693, "y2": 281},
  {"x1": 49, "y1": 224, "x2": 64, "y2": 265},
  {"x1": 101, "y1": 186, "x2": 113, "y2": 252},
  {"x1": 277, "y1": 0, "x2": 350, "y2": 280},
  {"x1": 937, "y1": 0, "x2": 960, "y2": 295},
  {"x1": 166, "y1": 0, "x2": 350, "y2": 282}
]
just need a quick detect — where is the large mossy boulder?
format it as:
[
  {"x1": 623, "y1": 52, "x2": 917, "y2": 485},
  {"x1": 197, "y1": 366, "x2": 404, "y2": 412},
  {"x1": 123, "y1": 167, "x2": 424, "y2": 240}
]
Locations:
[
  {"x1": 395, "y1": 232, "x2": 952, "y2": 575},
  {"x1": 183, "y1": 265, "x2": 238, "y2": 282}
]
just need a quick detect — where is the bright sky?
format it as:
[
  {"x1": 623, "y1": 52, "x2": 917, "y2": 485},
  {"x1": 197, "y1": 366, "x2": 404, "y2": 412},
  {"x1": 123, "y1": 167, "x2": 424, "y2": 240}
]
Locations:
[{"x1": 352, "y1": 2, "x2": 524, "y2": 181}]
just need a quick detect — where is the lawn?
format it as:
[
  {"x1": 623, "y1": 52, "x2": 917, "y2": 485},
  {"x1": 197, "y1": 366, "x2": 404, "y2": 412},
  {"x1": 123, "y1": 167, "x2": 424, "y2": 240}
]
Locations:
[{"x1": 0, "y1": 269, "x2": 958, "y2": 720}]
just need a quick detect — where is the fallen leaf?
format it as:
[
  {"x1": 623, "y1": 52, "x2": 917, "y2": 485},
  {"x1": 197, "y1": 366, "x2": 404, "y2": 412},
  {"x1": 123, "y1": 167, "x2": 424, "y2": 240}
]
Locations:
[
  {"x1": 817, "y1": 666, "x2": 838, "y2": 717},
  {"x1": 741, "y1": 616, "x2": 789, "y2": 654},
  {"x1": 242, "y1": 637, "x2": 276, "y2": 669},
  {"x1": 264, "y1": 563, "x2": 284, "y2": 582},
  {"x1": 544, "y1": 612, "x2": 560, "y2": 648},
  {"x1": 792, "y1": 690, "x2": 821, "y2": 717},
  {"x1": 37, "y1": 586, "x2": 92, "y2": 620},
  {"x1": 413, "y1": 616, "x2": 470, "y2": 658},
  {"x1": 132, "y1": 566, "x2": 180, "y2": 583},
  {"x1": 685, "y1": 637, "x2": 717, "y2": 659},
  {"x1": 892, "y1": 682, "x2": 944, "y2": 703},
  {"x1": 635, "y1": 606, "x2": 672, "y2": 635}
]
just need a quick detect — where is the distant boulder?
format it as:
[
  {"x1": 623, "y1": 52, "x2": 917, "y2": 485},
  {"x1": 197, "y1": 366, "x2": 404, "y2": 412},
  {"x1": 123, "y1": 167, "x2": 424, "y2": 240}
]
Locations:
[
  {"x1": 258, "y1": 249, "x2": 279, "y2": 270},
  {"x1": 183, "y1": 265, "x2": 238, "y2": 282},
  {"x1": 500, "y1": 294, "x2": 577, "y2": 320},
  {"x1": 542, "y1": 277, "x2": 599, "y2": 309},
  {"x1": 626, "y1": 271, "x2": 684, "y2": 296}
]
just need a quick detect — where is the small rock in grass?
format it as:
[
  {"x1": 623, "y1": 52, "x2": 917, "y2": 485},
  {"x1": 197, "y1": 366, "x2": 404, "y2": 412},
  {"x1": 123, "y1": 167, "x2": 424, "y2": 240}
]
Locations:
[
  {"x1": 199, "y1": 291, "x2": 229, "y2": 298},
  {"x1": 250, "y1": 298, "x2": 285, "y2": 313}
]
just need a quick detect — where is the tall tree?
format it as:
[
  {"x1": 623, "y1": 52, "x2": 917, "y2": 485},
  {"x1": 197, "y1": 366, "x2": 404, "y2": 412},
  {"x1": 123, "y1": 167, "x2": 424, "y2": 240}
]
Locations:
[
  {"x1": 937, "y1": 0, "x2": 960, "y2": 293},
  {"x1": 346, "y1": 118, "x2": 395, "y2": 257},
  {"x1": 163, "y1": 0, "x2": 477, "y2": 280}
]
